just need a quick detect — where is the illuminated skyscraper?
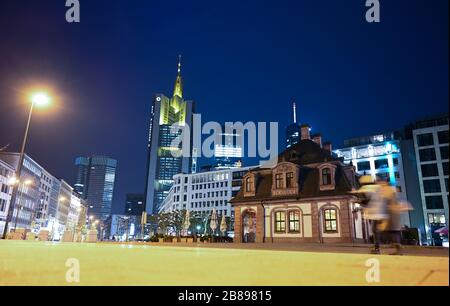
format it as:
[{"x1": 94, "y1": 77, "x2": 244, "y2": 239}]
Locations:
[
  {"x1": 145, "y1": 57, "x2": 195, "y2": 214},
  {"x1": 200, "y1": 127, "x2": 243, "y2": 171},
  {"x1": 286, "y1": 102, "x2": 301, "y2": 149},
  {"x1": 74, "y1": 155, "x2": 117, "y2": 221}
]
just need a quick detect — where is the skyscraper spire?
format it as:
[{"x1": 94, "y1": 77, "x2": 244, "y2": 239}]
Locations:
[
  {"x1": 173, "y1": 54, "x2": 183, "y2": 98},
  {"x1": 293, "y1": 102, "x2": 297, "y2": 124}
]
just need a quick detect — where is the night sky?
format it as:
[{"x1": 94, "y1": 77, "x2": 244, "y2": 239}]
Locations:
[{"x1": 0, "y1": 0, "x2": 448, "y2": 214}]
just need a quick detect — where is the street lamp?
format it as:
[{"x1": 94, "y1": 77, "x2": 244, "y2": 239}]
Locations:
[
  {"x1": 31, "y1": 93, "x2": 50, "y2": 107},
  {"x1": 2, "y1": 91, "x2": 51, "y2": 239}
]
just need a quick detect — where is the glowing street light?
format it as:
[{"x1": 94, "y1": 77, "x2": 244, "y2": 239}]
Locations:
[
  {"x1": 2, "y1": 90, "x2": 53, "y2": 238},
  {"x1": 7, "y1": 176, "x2": 19, "y2": 186},
  {"x1": 31, "y1": 93, "x2": 51, "y2": 107}
]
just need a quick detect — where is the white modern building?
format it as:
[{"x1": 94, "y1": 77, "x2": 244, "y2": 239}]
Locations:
[
  {"x1": 408, "y1": 114, "x2": 449, "y2": 245},
  {"x1": 0, "y1": 159, "x2": 14, "y2": 234},
  {"x1": 335, "y1": 132, "x2": 411, "y2": 227},
  {"x1": 67, "y1": 192, "x2": 86, "y2": 232},
  {"x1": 158, "y1": 166, "x2": 255, "y2": 218},
  {"x1": 35, "y1": 169, "x2": 59, "y2": 229},
  {"x1": 0, "y1": 152, "x2": 87, "y2": 238}
]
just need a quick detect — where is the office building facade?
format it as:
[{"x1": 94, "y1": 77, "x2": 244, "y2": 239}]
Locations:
[
  {"x1": 158, "y1": 166, "x2": 255, "y2": 221},
  {"x1": 145, "y1": 57, "x2": 195, "y2": 214},
  {"x1": 109, "y1": 214, "x2": 141, "y2": 241},
  {"x1": 0, "y1": 160, "x2": 14, "y2": 234},
  {"x1": 0, "y1": 153, "x2": 42, "y2": 231},
  {"x1": 0, "y1": 152, "x2": 87, "y2": 238},
  {"x1": 334, "y1": 132, "x2": 411, "y2": 228},
  {"x1": 35, "y1": 169, "x2": 60, "y2": 229},
  {"x1": 125, "y1": 193, "x2": 145, "y2": 216},
  {"x1": 74, "y1": 155, "x2": 117, "y2": 221},
  {"x1": 406, "y1": 114, "x2": 449, "y2": 245}
]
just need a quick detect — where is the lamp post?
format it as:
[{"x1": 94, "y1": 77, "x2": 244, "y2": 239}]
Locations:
[{"x1": 2, "y1": 92, "x2": 51, "y2": 239}]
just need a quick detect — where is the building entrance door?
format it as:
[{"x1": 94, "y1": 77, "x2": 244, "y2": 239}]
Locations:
[{"x1": 242, "y1": 210, "x2": 256, "y2": 243}]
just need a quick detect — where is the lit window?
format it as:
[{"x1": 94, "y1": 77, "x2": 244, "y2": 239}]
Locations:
[
  {"x1": 275, "y1": 174, "x2": 284, "y2": 189},
  {"x1": 245, "y1": 177, "x2": 253, "y2": 192},
  {"x1": 286, "y1": 172, "x2": 294, "y2": 188},
  {"x1": 289, "y1": 210, "x2": 300, "y2": 233},
  {"x1": 275, "y1": 211, "x2": 286, "y2": 233},
  {"x1": 324, "y1": 209, "x2": 338, "y2": 232}
]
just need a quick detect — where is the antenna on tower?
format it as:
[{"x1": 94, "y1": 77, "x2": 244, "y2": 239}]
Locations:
[
  {"x1": 177, "y1": 54, "x2": 182, "y2": 74},
  {"x1": 293, "y1": 102, "x2": 297, "y2": 124}
]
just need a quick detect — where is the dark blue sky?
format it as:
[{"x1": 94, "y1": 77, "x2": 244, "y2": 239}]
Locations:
[{"x1": 0, "y1": 0, "x2": 448, "y2": 213}]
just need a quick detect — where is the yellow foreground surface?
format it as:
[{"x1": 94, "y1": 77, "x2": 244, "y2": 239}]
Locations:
[{"x1": 0, "y1": 240, "x2": 448, "y2": 286}]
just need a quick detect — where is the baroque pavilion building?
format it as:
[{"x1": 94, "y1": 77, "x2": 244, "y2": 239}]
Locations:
[{"x1": 231, "y1": 125, "x2": 368, "y2": 244}]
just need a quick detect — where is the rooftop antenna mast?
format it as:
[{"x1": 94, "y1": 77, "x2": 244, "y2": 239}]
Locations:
[{"x1": 293, "y1": 102, "x2": 297, "y2": 124}]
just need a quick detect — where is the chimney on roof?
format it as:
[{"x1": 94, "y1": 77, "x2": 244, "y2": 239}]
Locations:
[
  {"x1": 300, "y1": 124, "x2": 311, "y2": 140},
  {"x1": 323, "y1": 142, "x2": 332, "y2": 154},
  {"x1": 312, "y1": 134, "x2": 322, "y2": 147}
]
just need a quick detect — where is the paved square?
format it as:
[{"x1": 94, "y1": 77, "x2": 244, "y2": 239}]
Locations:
[{"x1": 0, "y1": 241, "x2": 448, "y2": 286}]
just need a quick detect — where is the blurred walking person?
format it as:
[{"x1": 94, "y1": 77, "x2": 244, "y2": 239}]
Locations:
[
  {"x1": 363, "y1": 178, "x2": 390, "y2": 255},
  {"x1": 356, "y1": 176, "x2": 411, "y2": 255}
]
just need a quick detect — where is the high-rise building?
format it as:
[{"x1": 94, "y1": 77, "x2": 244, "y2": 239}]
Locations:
[
  {"x1": 201, "y1": 127, "x2": 243, "y2": 171},
  {"x1": 404, "y1": 114, "x2": 449, "y2": 246},
  {"x1": 286, "y1": 102, "x2": 300, "y2": 149},
  {"x1": 145, "y1": 57, "x2": 195, "y2": 214},
  {"x1": 334, "y1": 114, "x2": 449, "y2": 246},
  {"x1": 74, "y1": 155, "x2": 117, "y2": 221},
  {"x1": 125, "y1": 193, "x2": 144, "y2": 216},
  {"x1": 74, "y1": 157, "x2": 89, "y2": 197},
  {"x1": 334, "y1": 132, "x2": 412, "y2": 229}
]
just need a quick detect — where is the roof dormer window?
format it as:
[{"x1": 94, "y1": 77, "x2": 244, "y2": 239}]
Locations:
[
  {"x1": 275, "y1": 174, "x2": 284, "y2": 189},
  {"x1": 271, "y1": 162, "x2": 299, "y2": 196},
  {"x1": 245, "y1": 177, "x2": 253, "y2": 192},
  {"x1": 286, "y1": 172, "x2": 294, "y2": 188},
  {"x1": 322, "y1": 168, "x2": 332, "y2": 186},
  {"x1": 318, "y1": 163, "x2": 337, "y2": 191}
]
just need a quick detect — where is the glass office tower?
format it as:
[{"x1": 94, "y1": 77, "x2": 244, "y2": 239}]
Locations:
[
  {"x1": 145, "y1": 57, "x2": 195, "y2": 214},
  {"x1": 74, "y1": 155, "x2": 117, "y2": 221}
]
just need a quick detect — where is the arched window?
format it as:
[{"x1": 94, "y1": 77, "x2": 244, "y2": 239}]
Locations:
[
  {"x1": 324, "y1": 209, "x2": 338, "y2": 232},
  {"x1": 322, "y1": 168, "x2": 332, "y2": 185},
  {"x1": 245, "y1": 177, "x2": 253, "y2": 192}
]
